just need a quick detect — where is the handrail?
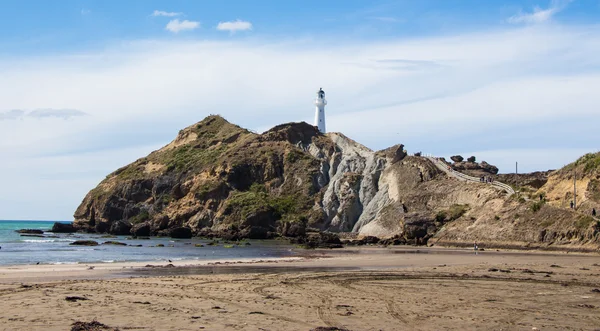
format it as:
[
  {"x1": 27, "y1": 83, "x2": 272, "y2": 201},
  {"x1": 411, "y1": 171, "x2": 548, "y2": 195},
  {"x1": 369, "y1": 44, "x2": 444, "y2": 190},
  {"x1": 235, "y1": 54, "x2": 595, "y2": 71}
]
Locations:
[{"x1": 425, "y1": 156, "x2": 515, "y2": 195}]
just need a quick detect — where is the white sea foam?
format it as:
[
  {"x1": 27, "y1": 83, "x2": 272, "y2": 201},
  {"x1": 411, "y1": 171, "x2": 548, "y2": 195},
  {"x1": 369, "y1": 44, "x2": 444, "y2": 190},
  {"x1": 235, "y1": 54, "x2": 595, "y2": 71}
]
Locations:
[
  {"x1": 22, "y1": 238, "x2": 74, "y2": 243},
  {"x1": 52, "y1": 261, "x2": 78, "y2": 265}
]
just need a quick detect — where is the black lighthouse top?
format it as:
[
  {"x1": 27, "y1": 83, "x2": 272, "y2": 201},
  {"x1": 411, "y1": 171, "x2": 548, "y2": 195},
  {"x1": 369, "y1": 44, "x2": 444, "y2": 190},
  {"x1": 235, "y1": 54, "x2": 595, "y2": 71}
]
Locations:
[{"x1": 318, "y1": 88, "x2": 325, "y2": 99}]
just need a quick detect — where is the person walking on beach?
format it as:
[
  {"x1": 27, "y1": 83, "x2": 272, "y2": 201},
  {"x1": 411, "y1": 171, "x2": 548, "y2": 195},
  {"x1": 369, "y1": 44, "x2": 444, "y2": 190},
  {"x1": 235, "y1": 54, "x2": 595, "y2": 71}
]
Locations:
[
  {"x1": 570, "y1": 201, "x2": 574, "y2": 209},
  {"x1": 593, "y1": 208, "x2": 597, "y2": 217}
]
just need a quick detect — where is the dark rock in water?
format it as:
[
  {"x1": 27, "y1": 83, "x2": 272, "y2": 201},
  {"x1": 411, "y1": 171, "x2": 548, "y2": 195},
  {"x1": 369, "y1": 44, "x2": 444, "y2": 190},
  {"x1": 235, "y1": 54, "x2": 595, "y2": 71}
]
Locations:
[
  {"x1": 52, "y1": 222, "x2": 76, "y2": 233},
  {"x1": 131, "y1": 222, "x2": 151, "y2": 237},
  {"x1": 70, "y1": 240, "x2": 99, "y2": 246},
  {"x1": 16, "y1": 229, "x2": 44, "y2": 234},
  {"x1": 129, "y1": 244, "x2": 143, "y2": 247},
  {"x1": 102, "y1": 241, "x2": 127, "y2": 246},
  {"x1": 280, "y1": 218, "x2": 307, "y2": 237},
  {"x1": 156, "y1": 244, "x2": 165, "y2": 247},
  {"x1": 240, "y1": 226, "x2": 272, "y2": 239},
  {"x1": 20, "y1": 234, "x2": 46, "y2": 238},
  {"x1": 109, "y1": 220, "x2": 132, "y2": 235},
  {"x1": 299, "y1": 232, "x2": 343, "y2": 249},
  {"x1": 169, "y1": 227, "x2": 192, "y2": 239}
]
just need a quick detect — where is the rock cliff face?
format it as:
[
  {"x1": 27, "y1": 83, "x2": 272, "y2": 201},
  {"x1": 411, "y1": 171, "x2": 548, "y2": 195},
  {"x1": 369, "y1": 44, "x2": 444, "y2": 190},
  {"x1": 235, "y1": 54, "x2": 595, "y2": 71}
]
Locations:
[
  {"x1": 74, "y1": 116, "x2": 394, "y2": 239},
  {"x1": 73, "y1": 116, "x2": 600, "y2": 250}
]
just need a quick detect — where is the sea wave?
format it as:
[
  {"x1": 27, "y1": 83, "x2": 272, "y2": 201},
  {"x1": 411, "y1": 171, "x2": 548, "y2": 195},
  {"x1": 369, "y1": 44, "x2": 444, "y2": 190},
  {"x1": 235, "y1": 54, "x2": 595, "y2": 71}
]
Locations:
[{"x1": 21, "y1": 239, "x2": 75, "y2": 243}]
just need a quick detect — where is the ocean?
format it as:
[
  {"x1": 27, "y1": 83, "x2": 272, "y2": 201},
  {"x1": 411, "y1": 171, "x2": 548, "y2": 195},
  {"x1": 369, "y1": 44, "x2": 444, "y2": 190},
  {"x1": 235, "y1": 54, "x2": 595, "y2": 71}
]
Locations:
[{"x1": 0, "y1": 220, "x2": 296, "y2": 266}]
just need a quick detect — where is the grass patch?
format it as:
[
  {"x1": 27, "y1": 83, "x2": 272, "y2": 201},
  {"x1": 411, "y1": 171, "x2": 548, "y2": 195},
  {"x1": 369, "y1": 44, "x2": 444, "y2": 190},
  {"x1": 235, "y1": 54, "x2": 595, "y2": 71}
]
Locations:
[
  {"x1": 563, "y1": 152, "x2": 600, "y2": 174},
  {"x1": 575, "y1": 215, "x2": 595, "y2": 230},
  {"x1": 224, "y1": 184, "x2": 300, "y2": 220},
  {"x1": 129, "y1": 210, "x2": 150, "y2": 224},
  {"x1": 588, "y1": 179, "x2": 600, "y2": 202},
  {"x1": 540, "y1": 219, "x2": 554, "y2": 227},
  {"x1": 531, "y1": 200, "x2": 545, "y2": 213},
  {"x1": 436, "y1": 204, "x2": 469, "y2": 223}
]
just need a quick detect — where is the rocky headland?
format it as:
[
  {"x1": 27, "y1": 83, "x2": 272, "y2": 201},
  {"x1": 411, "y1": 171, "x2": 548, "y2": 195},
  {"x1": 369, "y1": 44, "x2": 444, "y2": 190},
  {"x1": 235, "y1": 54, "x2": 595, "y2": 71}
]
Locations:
[{"x1": 72, "y1": 115, "x2": 600, "y2": 251}]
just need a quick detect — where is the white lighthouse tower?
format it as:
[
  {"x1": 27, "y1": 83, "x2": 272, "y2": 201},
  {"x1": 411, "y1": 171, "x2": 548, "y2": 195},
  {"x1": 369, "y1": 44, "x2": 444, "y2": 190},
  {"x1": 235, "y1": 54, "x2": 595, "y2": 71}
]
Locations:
[{"x1": 314, "y1": 88, "x2": 327, "y2": 133}]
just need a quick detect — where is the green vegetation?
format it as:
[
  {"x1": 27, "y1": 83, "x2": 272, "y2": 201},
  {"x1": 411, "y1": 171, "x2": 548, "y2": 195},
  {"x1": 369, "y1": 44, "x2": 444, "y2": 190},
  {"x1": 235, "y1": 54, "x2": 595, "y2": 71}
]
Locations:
[
  {"x1": 225, "y1": 184, "x2": 301, "y2": 219},
  {"x1": 129, "y1": 210, "x2": 150, "y2": 224},
  {"x1": 563, "y1": 152, "x2": 600, "y2": 174},
  {"x1": 494, "y1": 215, "x2": 500, "y2": 220},
  {"x1": 531, "y1": 200, "x2": 545, "y2": 213},
  {"x1": 162, "y1": 145, "x2": 227, "y2": 172},
  {"x1": 588, "y1": 179, "x2": 600, "y2": 202},
  {"x1": 435, "y1": 204, "x2": 469, "y2": 223},
  {"x1": 285, "y1": 149, "x2": 305, "y2": 163},
  {"x1": 540, "y1": 219, "x2": 555, "y2": 227},
  {"x1": 114, "y1": 163, "x2": 145, "y2": 180},
  {"x1": 576, "y1": 215, "x2": 595, "y2": 230}
]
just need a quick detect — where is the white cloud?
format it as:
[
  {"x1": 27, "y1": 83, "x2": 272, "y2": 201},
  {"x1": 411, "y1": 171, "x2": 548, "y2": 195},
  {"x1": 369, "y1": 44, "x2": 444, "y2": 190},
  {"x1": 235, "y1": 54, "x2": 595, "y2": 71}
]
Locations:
[
  {"x1": 165, "y1": 19, "x2": 200, "y2": 33},
  {"x1": 1, "y1": 23, "x2": 600, "y2": 218},
  {"x1": 508, "y1": 0, "x2": 572, "y2": 24},
  {"x1": 216, "y1": 20, "x2": 253, "y2": 33},
  {"x1": 0, "y1": 109, "x2": 87, "y2": 120},
  {"x1": 152, "y1": 10, "x2": 181, "y2": 17}
]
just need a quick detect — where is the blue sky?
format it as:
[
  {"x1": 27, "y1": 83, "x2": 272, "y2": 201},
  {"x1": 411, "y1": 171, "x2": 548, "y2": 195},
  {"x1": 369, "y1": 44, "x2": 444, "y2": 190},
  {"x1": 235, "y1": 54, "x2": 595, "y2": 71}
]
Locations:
[{"x1": 1, "y1": 0, "x2": 599, "y2": 220}]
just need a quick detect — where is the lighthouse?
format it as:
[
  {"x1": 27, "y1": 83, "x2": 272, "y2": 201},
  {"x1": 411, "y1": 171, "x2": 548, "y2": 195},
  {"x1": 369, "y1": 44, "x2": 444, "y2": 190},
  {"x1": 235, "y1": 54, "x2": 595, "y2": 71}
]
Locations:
[{"x1": 314, "y1": 88, "x2": 327, "y2": 133}]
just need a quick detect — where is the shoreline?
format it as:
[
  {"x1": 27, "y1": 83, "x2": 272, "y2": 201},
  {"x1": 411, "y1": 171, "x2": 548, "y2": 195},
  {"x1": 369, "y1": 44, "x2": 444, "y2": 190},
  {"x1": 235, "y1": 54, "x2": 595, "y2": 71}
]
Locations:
[{"x1": 2, "y1": 245, "x2": 598, "y2": 283}]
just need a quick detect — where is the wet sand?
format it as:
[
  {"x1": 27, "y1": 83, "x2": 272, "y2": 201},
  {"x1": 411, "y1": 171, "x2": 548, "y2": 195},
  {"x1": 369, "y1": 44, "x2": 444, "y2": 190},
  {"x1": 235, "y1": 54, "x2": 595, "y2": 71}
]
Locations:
[{"x1": 1, "y1": 247, "x2": 600, "y2": 330}]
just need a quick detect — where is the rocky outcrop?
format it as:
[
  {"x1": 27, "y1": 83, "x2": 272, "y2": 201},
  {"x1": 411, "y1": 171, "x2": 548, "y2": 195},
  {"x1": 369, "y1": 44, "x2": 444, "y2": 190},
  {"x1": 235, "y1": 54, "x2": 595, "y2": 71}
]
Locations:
[
  {"x1": 70, "y1": 240, "x2": 99, "y2": 246},
  {"x1": 451, "y1": 160, "x2": 499, "y2": 177},
  {"x1": 450, "y1": 155, "x2": 464, "y2": 163},
  {"x1": 71, "y1": 115, "x2": 600, "y2": 250},
  {"x1": 16, "y1": 229, "x2": 44, "y2": 234},
  {"x1": 52, "y1": 222, "x2": 76, "y2": 233}
]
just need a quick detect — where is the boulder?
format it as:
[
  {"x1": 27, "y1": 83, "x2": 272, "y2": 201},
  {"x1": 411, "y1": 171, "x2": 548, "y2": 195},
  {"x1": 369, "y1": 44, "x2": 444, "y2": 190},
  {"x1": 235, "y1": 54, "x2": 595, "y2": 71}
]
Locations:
[
  {"x1": 52, "y1": 222, "x2": 77, "y2": 233},
  {"x1": 169, "y1": 227, "x2": 192, "y2": 239},
  {"x1": 450, "y1": 155, "x2": 464, "y2": 163},
  {"x1": 16, "y1": 229, "x2": 44, "y2": 234},
  {"x1": 301, "y1": 232, "x2": 343, "y2": 249},
  {"x1": 240, "y1": 226, "x2": 271, "y2": 239},
  {"x1": 102, "y1": 241, "x2": 127, "y2": 246},
  {"x1": 279, "y1": 218, "x2": 307, "y2": 237},
  {"x1": 480, "y1": 161, "x2": 499, "y2": 175},
  {"x1": 131, "y1": 222, "x2": 151, "y2": 237},
  {"x1": 467, "y1": 156, "x2": 476, "y2": 163},
  {"x1": 379, "y1": 235, "x2": 407, "y2": 246},
  {"x1": 69, "y1": 240, "x2": 99, "y2": 246},
  {"x1": 402, "y1": 212, "x2": 438, "y2": 245},
  {"x1": 379, "y1": 144, "x2": 407, "y2": 163},
  {"x1": 109, "y1": 220, "x2": 132, "y2": 235}
]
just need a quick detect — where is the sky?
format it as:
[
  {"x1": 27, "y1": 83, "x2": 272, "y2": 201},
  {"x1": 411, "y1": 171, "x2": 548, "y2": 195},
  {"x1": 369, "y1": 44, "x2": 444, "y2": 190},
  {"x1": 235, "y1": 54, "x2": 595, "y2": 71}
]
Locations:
[{"x1": 1, "y1": 0, "x2": 599, "y2": 220}]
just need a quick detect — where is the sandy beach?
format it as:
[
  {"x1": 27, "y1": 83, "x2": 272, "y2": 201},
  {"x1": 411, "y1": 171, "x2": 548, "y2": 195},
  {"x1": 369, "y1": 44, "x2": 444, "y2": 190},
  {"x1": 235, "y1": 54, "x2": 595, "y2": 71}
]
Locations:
[{"x1": 1, "y1": 247, "x2": 600, "y2": 330}]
